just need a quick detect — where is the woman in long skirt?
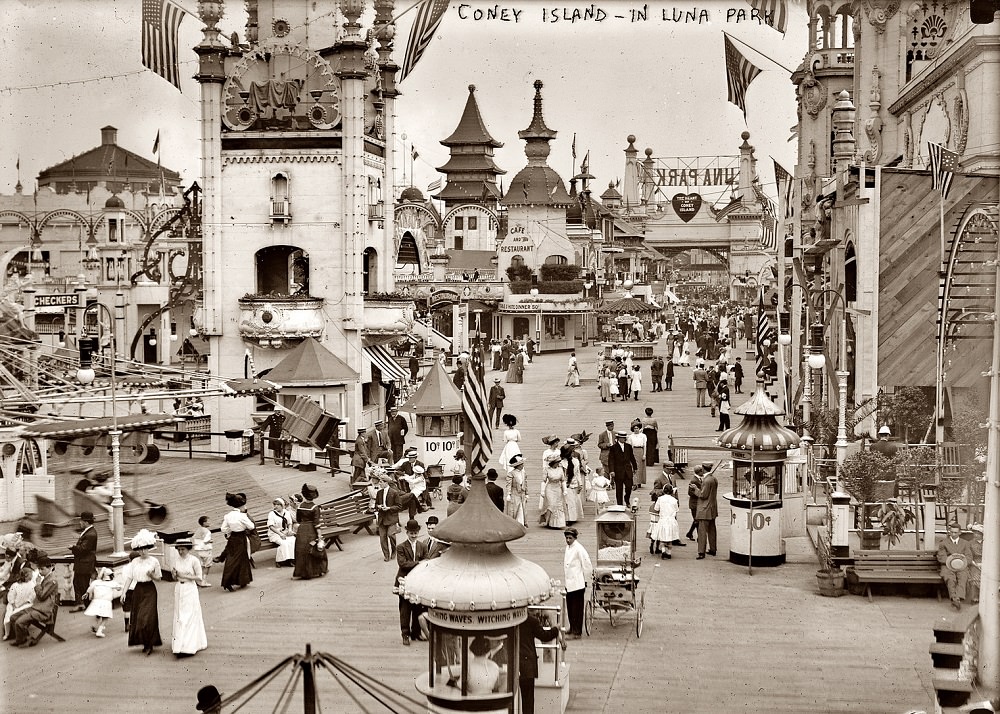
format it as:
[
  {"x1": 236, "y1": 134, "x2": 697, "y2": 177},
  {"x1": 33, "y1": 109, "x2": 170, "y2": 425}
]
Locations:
[
  {"x1": 650, "y1": 488, "x2": 680, "y2": 559},
  {"x1": 170, "y1": 540, "x2": 207, "y2": 657},
  {"x1": 627, "y1": 421, "x2": 647, "y2": 488},
  {"x1": 219, "y1": 492, "x2": 255, "y2": 591},
  {"x1": 562, "y1": 446, "x2": 585, "y2": 526},
  {"x1": 505, "y1": 351, "x2": 522, "y2": 383},
  {"x1": 539, "y1": 455, "x2": 568, "y2": 529},
  {"x1": 267, "y1": 498, "x2": 296, "y2": 567},
  {"x1": 122, "y1": 529, "x2": 162, "y2": 655},
  {"x1": 293, "y1": 483, "x2": 329, "y2": 579},
  {"x1": 598, "y1": 368, "x2": 612, "y2": 402}
]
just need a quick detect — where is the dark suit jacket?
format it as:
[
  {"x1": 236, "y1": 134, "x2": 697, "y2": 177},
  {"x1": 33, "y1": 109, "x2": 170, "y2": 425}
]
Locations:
[
  {"x1": 70, "y1": 525, "x2": 98, "y2": 575},
  {"x1": 395, "y1": 537, "x2": 429, "y2": 586},
  {"x1": 31, "y1": 572, "x2": 59, "y2": 618},
  {"x1": 425, "y1": 537, "x2": 449, "y2": 560},
  {"x1": 518, "y1": 616, "x2": 560, "y2": 679},
  {"x1": 367, "y1": 427, "x2": 391, "y2": 459},
  {"x1": 607, "y1": 442, "x2": 637, "y2": 482},
  {"x1": 373, "y1": 486, "x2": 404, "y2": 527},
  {"x1": 937, "y1": 536, "x2": 975, "y2": 570},
  {"x1": 696, "y1": 474, "x2": 719, "y2": 519},
  {"x1": 486, "y1": 482, "x2": 505, "y2": 510},
  {"x1": 351, "y1": 435, "x2": 372, "y2": 469},
  {"x1": 597, "y1": 429, "x2": 615, "y2": 455},
  {"x1": 386, "y1": 415, "x2": 408, "y2": 445},
  {"x1": 488, "y1": 385, "x2": 506, "y2": 408}
]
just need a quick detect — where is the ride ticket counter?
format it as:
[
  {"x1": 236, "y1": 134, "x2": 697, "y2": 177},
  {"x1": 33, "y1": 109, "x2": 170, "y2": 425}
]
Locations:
[{"x1": 717, "y1": 380, "x2": 801, "y2": 568}]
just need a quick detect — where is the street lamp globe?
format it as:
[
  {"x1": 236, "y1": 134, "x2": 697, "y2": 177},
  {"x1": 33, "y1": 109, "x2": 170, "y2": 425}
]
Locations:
[
  {"x1": 777, "y1": 333, "x2": 792, "y2": 346},
  {"x1": 77, "y1": 367, "x2": 96, "y2": 385},
  {"x1": 807, "y1": 352, "x2": 826, "y2": 370}
]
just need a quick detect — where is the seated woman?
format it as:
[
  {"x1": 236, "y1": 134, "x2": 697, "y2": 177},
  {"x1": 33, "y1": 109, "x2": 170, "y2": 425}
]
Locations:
[
  {"x1": 444, "y1": 636, "x2": 503, "y2": 695},
  {"x1": 267, "y1": 498, "x2": 296, "y2": 567}
]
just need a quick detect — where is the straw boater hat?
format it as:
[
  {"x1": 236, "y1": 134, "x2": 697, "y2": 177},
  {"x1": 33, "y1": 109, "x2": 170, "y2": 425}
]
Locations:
[{"x1": 547, "y1": 454, "x2": 564, "y2": 466}]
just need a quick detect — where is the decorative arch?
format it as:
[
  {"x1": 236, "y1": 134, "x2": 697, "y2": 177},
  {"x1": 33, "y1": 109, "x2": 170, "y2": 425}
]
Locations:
[
  {"x1": 36, "y1": 209, "x2": 93, "y2": 234},
  {"x1": 149, "y1": 208, "x2": 183, "y2": 235},
  {"x1": 844, "y1": 240, "x2": 857, "y2": 302},
  {"x1": 255, "y1": 245, "x2": 309, "y2": 295}
]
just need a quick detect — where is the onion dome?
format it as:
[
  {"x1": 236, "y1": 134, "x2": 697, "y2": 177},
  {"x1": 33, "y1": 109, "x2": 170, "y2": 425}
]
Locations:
[
  {"x1": 105, "y1": 195, "x2": 125, "y2": 208},
  {"x1": 401, "y1": 472, "x2": 554, "y2": 610},
  {"x1": 717, "y1": 380, "x2": 801, "y2": 452},
  {"x1": 501, "y1": 80, "x2": 572, "y2": 208},
  {"x1": 399, "y1": 185, "x2": 424, "y2": 202}
]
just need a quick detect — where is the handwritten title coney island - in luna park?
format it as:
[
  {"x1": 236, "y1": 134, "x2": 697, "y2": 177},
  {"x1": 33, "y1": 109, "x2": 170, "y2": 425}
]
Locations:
[{"x1": 455, "y1": 3, "x2": 777, "y2": 24}]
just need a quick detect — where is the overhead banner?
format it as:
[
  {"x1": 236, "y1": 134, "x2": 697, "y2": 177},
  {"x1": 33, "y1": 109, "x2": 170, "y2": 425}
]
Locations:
[{"x1": 642, "y1": 156, "x2": 740, "y2": 188}]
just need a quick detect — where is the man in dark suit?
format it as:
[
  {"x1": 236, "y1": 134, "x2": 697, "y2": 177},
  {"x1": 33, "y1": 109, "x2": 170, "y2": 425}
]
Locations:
[
  {"x1": 69, "y1": 511, "x2": 98, "y2": 611},
  {"x1": 486, "y1": 470, "x2": 505, "y2": 510},
  {"x1": 395, "y1": 519, "x2": 429, "y2": 645},
  {"x1": 11, "y1": 555, "x2": 58, "y2": 646},
  {"x1": 695, "y1": 462, "x2": 719, "y2": 559},
  {"x1": 424, "y1": 516, "x2": 449, "y2": 559},
  {"x1": 607, "y1": 431, "x2": 637, "y2": 506},
  {"x1": 367, "y1": 420, "x2": 392, "y2": 462},
  {"x1": 937, "y1": 522, "x2": 976, "y2": 609},
  {"x1": 649, "y1": 356, "x2": 663, "y2": 392},
  {"x1": 386, "y1": 408, "x2": 409, "y2": 462},
  {"x1": 518, "y1": 612, "x2": 561, "y2": 714},
  {"x1": 597, "y1": 420, "x2": 616, "y2": 475},
  {"x1": 373, "y1": 476, "x2": 404, "y2": 562},
  {"x1": 487, "y1": 379, "x2": 506, "y2": 428},
  {"x1": 351, "y1": 427, "x2": 372, "y2": 485}
]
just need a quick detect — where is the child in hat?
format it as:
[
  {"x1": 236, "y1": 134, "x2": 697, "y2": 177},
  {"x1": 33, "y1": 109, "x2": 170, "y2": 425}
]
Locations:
[
  {"x1": 588, "y1": 467, "x2": 611, "y2": 514},
  {"x1": 84, "y1": 567, "x2": 121, "y2": 638}
]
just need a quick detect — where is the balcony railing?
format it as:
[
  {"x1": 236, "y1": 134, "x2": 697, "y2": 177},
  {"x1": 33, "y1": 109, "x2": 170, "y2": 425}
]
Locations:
[{"x1": 237, "y1": 294, "x2": 324, "y2": 346}]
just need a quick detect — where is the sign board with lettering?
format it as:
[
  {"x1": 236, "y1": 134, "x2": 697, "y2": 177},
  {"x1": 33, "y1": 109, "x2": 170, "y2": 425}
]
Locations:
[
  {"x1": 497, "y1": 302, "x2": 590, "y2": 314},
  {"x1": 648, "y1": 156, "x2": 739, "y2": 188},
  {"x1": 425, "y1": 606, "x2": 527, "y2": 631},
  {"x1": 418, "y1": 435, "x2": 460, "y2": 477},
  {"x1": 33, "y1": 293, "x2": 83, "y2": 309}
]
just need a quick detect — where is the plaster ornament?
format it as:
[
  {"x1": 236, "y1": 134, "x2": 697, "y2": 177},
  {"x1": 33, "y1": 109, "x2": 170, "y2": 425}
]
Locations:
[
  {"x1": 801, "y1": 71, "x2": 828, "y2": 118},
  {"x1": 862, "y1": 0, "x2": 901, "y2": 33}
]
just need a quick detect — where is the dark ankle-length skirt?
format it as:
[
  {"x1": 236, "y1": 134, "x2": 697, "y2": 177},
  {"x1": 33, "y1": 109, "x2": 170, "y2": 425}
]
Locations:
[
  {"x1": 221, "y1": 530, "x2": 254, "y2": 589},
  {"x1": 127, "y1": 581, "x2": 162, "y2": 649}
]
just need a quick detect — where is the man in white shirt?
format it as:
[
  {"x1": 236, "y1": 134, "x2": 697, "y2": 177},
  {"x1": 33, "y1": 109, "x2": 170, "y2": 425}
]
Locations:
[{"x1": 565, "y1": 352, "x2": 580, "y2": 387}]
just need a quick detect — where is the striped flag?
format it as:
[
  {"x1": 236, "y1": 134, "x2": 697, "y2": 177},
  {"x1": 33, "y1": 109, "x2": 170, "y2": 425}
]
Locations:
[
  {"x1": 142, "y1": 0, "x2": 185, "y2": 90},
  {"x1": 748, "y1": 0, "x2": 787, "y2": 33},
  {"x1": 461, "y1": 338, "x2": 493, "y2": 476},
  {"x1": 427, "y1": 178, "x2": 442, "y2": 193},
  {"x1": 752, "y1": 178, "x2": 777, "y2": 250},
  {"x1": 724, "y1": 35, "x2": 762, "y2": 120},
  {"x1": 399, "y1": 0, "x2": 450, "y2": 82},
  {"x1": 773, "y1": 159, "x2": 794, "y2": 219},
  {"x1": 927, "y1": 142, "x2": 959, "y2": 201},
  {"x1": 152, "y1": 130, "x2": 160, "y2": 155}
]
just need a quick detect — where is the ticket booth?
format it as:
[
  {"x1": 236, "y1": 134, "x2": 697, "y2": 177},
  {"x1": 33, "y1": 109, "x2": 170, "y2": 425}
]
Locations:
[
  {"x1": 402, "y1": 472, "x2": 556, "y2": 713},
  {"x1": 396, "y1": 359, "x2": 463, "y2": 478},
  {"x1": 718, "y1": 380, "x2": 800, "y2": 567}
]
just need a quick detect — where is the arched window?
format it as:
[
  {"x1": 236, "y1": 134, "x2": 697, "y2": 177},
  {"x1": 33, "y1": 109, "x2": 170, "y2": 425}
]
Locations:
[
  {"x1": 363, "y1": 247, "x2": 378, "y2": 294},
  {"x1": 510, "y1": 255, "x2": 525, "y2": 269},
  {"x1": 844, "y1": 241, "x2": 857, "y2": 303},
  {"x1": 255, "y1": 245, "x2": 309, "y2": 295},
  {"x1": 396, "y1": 232, "x2": 421, "y2": 273},
  {"x1": 544, "y1": 254, "x2": 568, "y2": 265}
]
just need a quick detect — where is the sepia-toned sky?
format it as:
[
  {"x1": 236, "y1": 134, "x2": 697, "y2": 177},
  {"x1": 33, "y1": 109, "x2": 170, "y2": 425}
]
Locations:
[{"x1": 1, "y1": 0, "x2": 806, "y2": 201}]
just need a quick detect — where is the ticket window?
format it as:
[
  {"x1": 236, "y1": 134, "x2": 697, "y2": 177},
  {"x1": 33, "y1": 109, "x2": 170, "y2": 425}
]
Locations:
[
  {"x1": 428, "y1": 628, "x2": 515, "y2": 697},
  {"x1": 417, "y1": 414, "x2": 461, "y2": 437},
  {"x1": 732, "y1": 463, "x2": 782, "y2": 501}
]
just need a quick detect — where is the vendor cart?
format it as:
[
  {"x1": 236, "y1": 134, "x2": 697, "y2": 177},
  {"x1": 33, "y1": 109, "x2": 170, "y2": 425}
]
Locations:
[{"x1": 585, "y1": 505, "x2": 645, "y2": 638}]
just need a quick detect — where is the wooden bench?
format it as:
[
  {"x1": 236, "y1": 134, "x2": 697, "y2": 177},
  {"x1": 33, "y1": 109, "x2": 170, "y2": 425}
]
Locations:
[
  {"x1": 845, "y1": 549, "x2": 944, "y2": 602},
  {"x1": 315, "y1": 508, "x2": 350, "y2": 551},
  {"x1": 253, "y1": 522, "x2": 280, "y2": 553},
  {"x1": 319, "y1": 490, "x2": 376, "y2": 536}
]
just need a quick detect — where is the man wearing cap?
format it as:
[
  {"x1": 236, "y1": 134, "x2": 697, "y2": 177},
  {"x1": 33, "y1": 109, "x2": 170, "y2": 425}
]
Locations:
[
  {"x1": 695, "y1": 462, "x2": 719, "y2": 559},
  {"x1": 607, "y1": 431, "x2": 638, "y2": 506},
  {"x1": 488, "y1": 378, "x2": 506, "y2": 428},
  {"x1": 367, "y1": 420, "x2": 391, "y2": 461},
  {"x1": 69, "y1": 511, "x2": 98, "y2": 612},
  {"x1": 351, "y1": 427, "x2": 373, "y2": 486},
  {"x1": 396, "y1": 519, "x2": 429, "y2": 645},
  {"x1": 424, "y1": 516, "x2": 448, "y2": 560},
  {"x1": 11, "y1": 555, "x2": 58, "y2": 646},
  {"x1": 562, "y1": 528, "x2": 592, "y2": 639},
  {"x1": 871, "y1": 426, "x2": 898, "y2": 459},
  {"x1": 597, "y1": 421, "x2": 616, "y2": 475},
  {"x1": 374, "y1": 476, "x2": 405, "y2": 562},
  {"x1": 386, "y1": 408, "x2": 409, "y2": 463}
]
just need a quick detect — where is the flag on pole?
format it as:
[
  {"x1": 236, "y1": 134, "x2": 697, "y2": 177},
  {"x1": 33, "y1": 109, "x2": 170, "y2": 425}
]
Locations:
[
  {"x1": 427, "y1": 178, "x2": 442, "y2": 193},
  {"x1": 723, "y1": 34, "x2": 762, "y2": 120},
  {"x1": 755, "y1": 293, "x2": 772, "y2": 382},
  {"x1": 142, "y1": 0, "x2": 185, "y2": 90},
  {"x1": 152, "y1": 130, "x2": 160, "y2": 155},
  {"x1": 572, "y1": 133, "x2": 577, "y2": 163},
  {"x1": 751, "y1": 177, "x2": 777, "y2": 250},
  {"x1": 461, "y1": 338, "x2": 493, "y2": 476},
  {"x1": 748, "y1": 0, "x2": 787, "y2": 33},
  {"x1": 927, "y1": 142, "x2": 959, "y2": 200},
  {"x1": 398, "y1": 0, "x2": 451, "y2": 82},
  {"x1": 411, "y1": 147, "x2": 420, "y2": 161}
]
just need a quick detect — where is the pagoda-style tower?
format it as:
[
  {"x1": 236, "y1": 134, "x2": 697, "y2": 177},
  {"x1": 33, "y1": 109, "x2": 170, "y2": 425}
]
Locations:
[{"x1": 434, "y1": 85, "x2": 505, "y2": 210}]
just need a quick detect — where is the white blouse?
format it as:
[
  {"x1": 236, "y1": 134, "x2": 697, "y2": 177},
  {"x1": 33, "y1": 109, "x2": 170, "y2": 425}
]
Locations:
[{"x1": 221, "y1": 509, "x2": 254, "y2": 534}]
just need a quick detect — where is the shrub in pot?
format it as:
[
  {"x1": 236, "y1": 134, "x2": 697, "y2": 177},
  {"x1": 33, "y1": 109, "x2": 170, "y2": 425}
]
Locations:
[{"x1": 839, "y1": 450, "x2": 895, "y2": 548}]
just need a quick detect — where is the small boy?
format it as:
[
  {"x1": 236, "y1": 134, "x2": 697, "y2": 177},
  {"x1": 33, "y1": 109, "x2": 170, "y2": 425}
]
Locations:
[{"x1": 192, "y1": 516, "x2": 213, "y2": 587}]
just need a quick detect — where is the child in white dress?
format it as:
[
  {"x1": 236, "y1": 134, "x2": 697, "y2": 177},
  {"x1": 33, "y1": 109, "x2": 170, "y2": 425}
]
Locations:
[
  {"x1": 3, "y1": 567, "x2": 35, "y2": 640},
  {"x1": 588, "y1": 468, "x2": 611, "y2": 515},
  {"x1": 83, "y1": 567, "x2": 121, "y2": 638},
  {"x1": 192, "y1": 516, "x2": 214, "y2": 587}
]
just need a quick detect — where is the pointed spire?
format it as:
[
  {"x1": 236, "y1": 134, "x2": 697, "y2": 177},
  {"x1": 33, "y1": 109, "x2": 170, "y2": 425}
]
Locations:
[{"x1": 441, "y1": 85, "x2": 503, "y2": 148}]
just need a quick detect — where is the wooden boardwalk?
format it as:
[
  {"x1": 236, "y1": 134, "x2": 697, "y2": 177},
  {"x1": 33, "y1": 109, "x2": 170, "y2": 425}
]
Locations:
[{"x1": 3, "y1": 347, "x2": 940, "y2": 713}]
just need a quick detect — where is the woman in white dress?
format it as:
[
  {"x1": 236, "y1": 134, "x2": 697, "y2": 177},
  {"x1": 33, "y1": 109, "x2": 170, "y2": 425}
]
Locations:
[
  {"x1": 627, "y1": 421, "x2": 647, "y2": 488},
  {"x1": 561, "y1": 445, "x2": 585, "y2": 525},
  {"x1": 650, "y1": 488, "x2": 680, "y2": 559},
  {"x1": 498, "y1": 414, "x2": 522, "y2": 477},
  {"x1": 539, "y1": 454, "x2": 568, "y2": 529},
  {"x1": 267, "y1": 498, "x2": 296, "y2": 567},
  {"x1": 170, "y1": 540, "x2": 208, "y2": 657},
  {"x1": 678, "y1": 332, "x2": 693, "y2": 367},
  {"x1": 629, "y1": 365, "x2": 643, "y2": 401}
]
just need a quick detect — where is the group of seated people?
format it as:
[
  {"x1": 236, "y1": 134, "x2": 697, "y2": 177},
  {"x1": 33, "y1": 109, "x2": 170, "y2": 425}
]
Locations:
[{"x1": 1, "y1": 532, "x2": 59, "y2": 646}]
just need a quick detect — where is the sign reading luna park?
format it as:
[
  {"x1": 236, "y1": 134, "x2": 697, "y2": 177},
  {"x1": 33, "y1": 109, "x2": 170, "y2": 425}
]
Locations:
[{"x1": 645, "y1": 155, "x2": 740, "y2": 188}]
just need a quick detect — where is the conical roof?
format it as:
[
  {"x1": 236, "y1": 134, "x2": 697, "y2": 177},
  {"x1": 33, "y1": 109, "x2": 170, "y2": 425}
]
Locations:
[
  {"x1": 434, "y1": 472, "x2": 527, "y2": 544},
  {"x1": 596, "y1": 296, "x2": 660, "y2": 314},
  {"x1": 396, "y1": 359, "x2": 462, "y2": 414},
  {"x1": 441, "y1": 85, "x2": 503, "y2": 148},
  {"x1": 501, "y1": 80, "x2": 572, "y2": 208},
  {"x1": 717, "y1": 381, "x2": 801, "y2": 452},
  {"x1": 265, "y1": 337, "x2": 357, "y2": 385}
]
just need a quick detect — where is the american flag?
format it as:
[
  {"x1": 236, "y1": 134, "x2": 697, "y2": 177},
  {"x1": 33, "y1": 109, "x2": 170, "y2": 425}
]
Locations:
[
  {"x1": 427, "y1": 178, "x2": 442, "y2": 193},
  {"x1": 399, "y1": 0, "x2": 450, "y2": 82},
  {"x1": 461, "y1": 338, "x2": 493, "y2": 476},
  {"x1": 748, "y1": 0, "x2": 787, "y2": 33},
  {"x1": 927, "y1": 142, "x2": 959, "y2": 201},
  {"x1": 142, "y1": 0, "x2": 185, "y2": 90},
  {"x1": 724, "y1": 34, "x2": 762, "y2": 120},
  {"x1": 752, "y1": 178, "x2": 778, "y2": 250}
]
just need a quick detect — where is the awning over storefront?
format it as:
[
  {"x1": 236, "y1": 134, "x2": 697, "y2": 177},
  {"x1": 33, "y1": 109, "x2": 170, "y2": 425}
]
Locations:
[
  {"x1": 662, "y1": 287, "x2": 681, "y2": 304},
  {"x1": 364, "y1": 344, "x2": 408, "y2": 382}
]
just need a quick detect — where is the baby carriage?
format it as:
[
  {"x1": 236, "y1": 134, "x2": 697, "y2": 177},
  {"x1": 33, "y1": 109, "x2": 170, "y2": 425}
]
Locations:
[{"x1": 424, "y1": 463, "x2": 444, "y2": 501}]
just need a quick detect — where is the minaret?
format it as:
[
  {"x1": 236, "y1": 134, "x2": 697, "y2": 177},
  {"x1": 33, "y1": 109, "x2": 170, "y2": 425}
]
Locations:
[
  {"x1": 622, "y1": 135, "x2": 640, "y2": 209},
  {"x1": 435, "y1": 85, "x2": 505, "y2": 209},
  {"x1": 501, "y1": 80, "x2": 572, "y2": 209},
  {"x1": 194, "y1": 1, "x2": 228, "y2": 336}
]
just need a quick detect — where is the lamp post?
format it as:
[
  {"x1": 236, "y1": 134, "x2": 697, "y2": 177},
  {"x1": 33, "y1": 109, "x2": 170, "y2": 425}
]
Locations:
[{"x1": 76, "y1": 303, "x2": 126, "y2": 557}]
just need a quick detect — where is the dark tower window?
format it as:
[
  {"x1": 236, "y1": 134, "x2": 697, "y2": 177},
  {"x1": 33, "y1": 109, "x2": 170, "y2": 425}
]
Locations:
[
  {"x1": 844, "y1": 242, "x2": 857, "y2": 303},
  {"x1": 255, "y1": 245, "x2": 309, "y2": 295}
]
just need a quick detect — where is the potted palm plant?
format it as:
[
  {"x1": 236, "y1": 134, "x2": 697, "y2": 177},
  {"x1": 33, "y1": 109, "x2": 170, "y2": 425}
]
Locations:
[
  {"x1": 815, "y1": 528, "x2": 846, "y2": 597},
  {"x1": 839, "y1": 450, "x2": 895, "y2": 549},
  {"x1": 876, "y1": 499, "x2": 916, "y2": 549}
]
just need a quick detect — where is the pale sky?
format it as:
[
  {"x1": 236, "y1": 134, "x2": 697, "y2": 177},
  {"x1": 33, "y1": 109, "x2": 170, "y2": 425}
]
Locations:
[{"x1": 1, "y1": 0, "x2": 806, "y2": 202}]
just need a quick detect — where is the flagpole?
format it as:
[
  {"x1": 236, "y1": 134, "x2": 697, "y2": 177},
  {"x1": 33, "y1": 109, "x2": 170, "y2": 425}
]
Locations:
[
  {"x1": 723, "y1": 31, "x2": 795, "y2": 74},
  {"x1": 935, "y1": 192, "x2": 946, "y2": 445}
]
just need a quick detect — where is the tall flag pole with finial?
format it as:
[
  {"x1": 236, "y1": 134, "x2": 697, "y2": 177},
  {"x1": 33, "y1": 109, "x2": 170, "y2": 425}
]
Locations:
[{"x1": 462, "y1": 335, "x2": 493, "y2": 476}]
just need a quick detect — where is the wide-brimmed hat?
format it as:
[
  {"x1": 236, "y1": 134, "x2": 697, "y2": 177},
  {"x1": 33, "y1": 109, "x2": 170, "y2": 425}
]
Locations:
[
  {"x1": 226, "y1": 492, "x2": 247, "y2": 508},
  {"x1": 542, "y1": 434, "x2": 560, "y2": 446},
  {"x1": 196, "y1": 685, "x2": 223, "y2": 712},
  {"x1": 130, "y1": 528, "x2": 157, "y2": 550},
  {"x1": 571, "y1": 430, "x2": 591, "y2": 444},
  {"x1": 301, "y1": 483, "x2": 319, "y2": 500},
  {"x1": 509, "y1": 454, "x2": 525, "y2": 467}
]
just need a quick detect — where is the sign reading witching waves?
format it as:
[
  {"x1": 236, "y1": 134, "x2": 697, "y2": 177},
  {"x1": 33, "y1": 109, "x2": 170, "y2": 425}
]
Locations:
[{"x1": 642, "y1": 156, "x2": 740, "y2": 188}]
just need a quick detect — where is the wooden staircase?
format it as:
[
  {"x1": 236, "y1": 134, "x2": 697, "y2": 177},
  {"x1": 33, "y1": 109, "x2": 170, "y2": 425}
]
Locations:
[{"x1": 929, "y1": 608, "x2": 980, "y2": 712}]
